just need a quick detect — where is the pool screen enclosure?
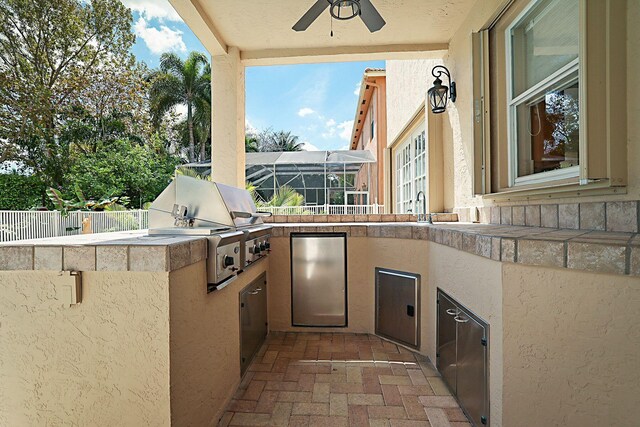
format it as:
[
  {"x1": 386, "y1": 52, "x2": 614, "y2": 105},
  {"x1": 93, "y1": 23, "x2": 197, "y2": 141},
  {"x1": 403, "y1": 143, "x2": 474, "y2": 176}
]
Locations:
[{"x1": 182, "y1": 150, "x2": 377, "y2": 207}]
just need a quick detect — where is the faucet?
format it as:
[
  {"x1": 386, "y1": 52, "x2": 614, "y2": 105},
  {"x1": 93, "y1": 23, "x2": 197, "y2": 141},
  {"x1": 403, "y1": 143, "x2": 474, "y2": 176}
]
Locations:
[{"x1": 415, "y1": 191, "x2": 432, "y2": 224}]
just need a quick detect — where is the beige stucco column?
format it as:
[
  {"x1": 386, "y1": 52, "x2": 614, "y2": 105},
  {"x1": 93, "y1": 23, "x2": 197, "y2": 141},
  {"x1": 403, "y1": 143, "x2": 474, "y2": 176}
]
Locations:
[{"x1": 211, "y1": 46, "x2": 245, "y2": 187}]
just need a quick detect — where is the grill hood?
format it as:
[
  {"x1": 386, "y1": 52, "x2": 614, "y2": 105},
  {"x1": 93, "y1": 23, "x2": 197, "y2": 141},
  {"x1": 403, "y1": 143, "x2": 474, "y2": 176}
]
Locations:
[{"x1": 149, "y1": 175, "x2": 266, "y2": 230}]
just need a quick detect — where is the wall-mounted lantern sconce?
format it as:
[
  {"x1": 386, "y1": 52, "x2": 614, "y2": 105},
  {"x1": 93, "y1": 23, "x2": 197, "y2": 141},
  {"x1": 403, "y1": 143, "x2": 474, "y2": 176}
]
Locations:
[{"x1": 427, "y1": 65, "x2": 456, "y2": 114}]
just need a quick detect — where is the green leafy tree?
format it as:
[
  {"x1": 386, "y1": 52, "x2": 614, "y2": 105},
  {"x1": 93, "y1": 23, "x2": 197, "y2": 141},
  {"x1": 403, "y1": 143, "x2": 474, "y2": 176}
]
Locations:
[
  {"x1": 0, "y1": 0, "x2": 136, "y2": 188},
  {"x1": 62, "y1": 138, "x2": 181, "y2": 209},
  {"x1": 148, "y1": 52, "x2": 211, "y2": 162},
  {"x1": 46, "y1": 185, "x2": 128, "y2": 214},
  {"x1": 62, "y1": 62, "x2": 151, "y2": 154}
]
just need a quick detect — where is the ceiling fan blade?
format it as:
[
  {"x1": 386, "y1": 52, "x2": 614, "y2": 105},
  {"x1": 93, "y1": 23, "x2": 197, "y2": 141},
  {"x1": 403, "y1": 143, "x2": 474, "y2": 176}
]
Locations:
[
  {"x1": 292, "y1": 0, "x2": 330, "y2": 31},
  {"x1": 359, "y1": 0, "x2": 386, "y2": 32}
]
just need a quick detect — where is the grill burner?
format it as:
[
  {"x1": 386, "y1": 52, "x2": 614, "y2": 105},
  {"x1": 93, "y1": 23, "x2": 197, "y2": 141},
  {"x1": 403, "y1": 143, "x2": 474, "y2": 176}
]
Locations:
[{"x1": 148, "y1": 176, "x2": 272, "y2": 292}]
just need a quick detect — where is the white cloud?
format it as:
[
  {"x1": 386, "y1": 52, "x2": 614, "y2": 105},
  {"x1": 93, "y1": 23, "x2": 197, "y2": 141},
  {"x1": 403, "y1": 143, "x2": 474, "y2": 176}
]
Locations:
[
  {"x1": 337, "y1": 120, "x2": 354, "y2": 141},
  {"x1": 121, "y1": 0, "x2": 182, "y2": 21},
  {"x1": 134, "y1": 18, "x2": 187, "y2": 55},
  {"x1": 354, "y1": 81, "x2": 362, "y2": 96},
  {"x1": 321, "y1": 128, "x2": 336, "y2": 139},
  {"x1": 300, "y1": 141, "x2": 320, "y2": 151},
  {"x1": 297, "y1": 107, "x2": 315, "y2": 117},
  {"x1": 245, "y1": 118, "x2": 258, "y2": 135},
  {"x1": 320, "y1": 118, "x2": 354, "y2": 140}
]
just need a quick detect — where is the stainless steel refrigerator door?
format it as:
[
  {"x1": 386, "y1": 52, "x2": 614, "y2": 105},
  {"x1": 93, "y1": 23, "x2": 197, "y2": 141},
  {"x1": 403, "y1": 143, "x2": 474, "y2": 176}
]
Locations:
[
  {"x1": 437, "y1": 291, "x2": 458, "y2": 393},
  {"x1": 375, "y1": 269, "x2": 420, "y2": 348},
  {"x1": 291, "y1": 234, "x2": 346, "y2": 327},
  {"x1": 456, "y1": 308, "x2": 488, "y2": 427}
]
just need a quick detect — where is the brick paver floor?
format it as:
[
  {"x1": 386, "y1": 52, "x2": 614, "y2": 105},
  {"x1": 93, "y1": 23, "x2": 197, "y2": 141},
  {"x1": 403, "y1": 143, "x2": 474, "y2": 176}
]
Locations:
[{"x1": 218, "y1": 332, "x2": 472, "y2": 427}]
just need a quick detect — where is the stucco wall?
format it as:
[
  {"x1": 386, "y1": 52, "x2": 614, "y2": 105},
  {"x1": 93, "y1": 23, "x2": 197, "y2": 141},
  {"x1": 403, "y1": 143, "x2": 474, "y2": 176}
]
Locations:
[
  {"x1": 0, "y1": 271, "x2": 171, "y2": 426},
  {"x1": 502, "y1": 264, "x2": 640, "y2": 427},
  {"x1": 0, "y1": 258, "x2": 269, "y2": 427},
  {"x1": 169, "y1": 259, "x2": 268, "y2": 426},
  {"x1": 386, "y1": 59, "x2": 439, "y2": 146},
  {"x1": 387, "y1": 0, "x2": 640, "y2": 211},
  {"x1": 212, "y1": 46, "x2": 245, "y2": 187}
]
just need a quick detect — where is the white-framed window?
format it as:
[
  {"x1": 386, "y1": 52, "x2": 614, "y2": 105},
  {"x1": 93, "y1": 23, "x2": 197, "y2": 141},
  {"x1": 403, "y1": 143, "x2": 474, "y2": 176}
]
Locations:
[
  {"x1": 370, "y1": 118, "x2": 375, "y2": 141},
  {"x1": 369, "y1": 102, "x2": 375, "y2": 142},
  {"x1": 506, "y1": 0, "x2": 580, "y2": 186},
  {"x1": 395, "y1": 123, "x2": 426, "y2": 213}
]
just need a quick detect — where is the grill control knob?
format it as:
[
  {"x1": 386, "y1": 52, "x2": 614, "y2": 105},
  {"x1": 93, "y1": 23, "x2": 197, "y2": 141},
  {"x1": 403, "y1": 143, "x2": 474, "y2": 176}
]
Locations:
[
  {"x1": 252, "y1": 244, "x2": 261, "y2": 255},
  {"x1": 223, "y1": 256, "x2": 235, "y2": 268},
  {"x1": 264, "y1": 241, "x2": 271, "y2": 250},
  {"x1": 259, "y1": 242, "x2": 266, "y2": 251}
]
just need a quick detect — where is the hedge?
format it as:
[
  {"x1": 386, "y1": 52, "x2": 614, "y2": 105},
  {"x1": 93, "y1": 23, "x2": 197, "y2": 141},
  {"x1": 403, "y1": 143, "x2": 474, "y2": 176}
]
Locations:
[{"x1": 0, "y1": 173, "x2": 46, "y2": 210}]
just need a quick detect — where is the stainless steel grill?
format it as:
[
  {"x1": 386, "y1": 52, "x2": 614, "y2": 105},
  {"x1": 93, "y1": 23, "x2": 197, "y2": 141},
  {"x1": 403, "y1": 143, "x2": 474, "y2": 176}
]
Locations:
[{"x1": 148, "y1": 175, "x2": 272, "y2": 292}]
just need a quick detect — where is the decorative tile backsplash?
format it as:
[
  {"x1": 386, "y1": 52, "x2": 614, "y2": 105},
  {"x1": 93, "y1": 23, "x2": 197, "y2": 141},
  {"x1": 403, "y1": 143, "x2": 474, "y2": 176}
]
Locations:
[{"x1": 480, "y1": 201, "x2": 640, "y2": 233}]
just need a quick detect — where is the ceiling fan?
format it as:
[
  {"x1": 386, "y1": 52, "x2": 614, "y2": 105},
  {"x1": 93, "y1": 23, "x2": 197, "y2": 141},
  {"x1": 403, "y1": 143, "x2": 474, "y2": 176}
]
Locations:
[{"x1": 293, "y1": 0, "x2": 386, "y2": 33}]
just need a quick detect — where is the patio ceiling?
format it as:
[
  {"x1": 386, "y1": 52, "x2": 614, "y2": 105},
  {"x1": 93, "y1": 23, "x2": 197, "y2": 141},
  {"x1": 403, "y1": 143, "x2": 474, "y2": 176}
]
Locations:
[{"x1": 169, "y1": 0, "x2": 477, "y2": 64}]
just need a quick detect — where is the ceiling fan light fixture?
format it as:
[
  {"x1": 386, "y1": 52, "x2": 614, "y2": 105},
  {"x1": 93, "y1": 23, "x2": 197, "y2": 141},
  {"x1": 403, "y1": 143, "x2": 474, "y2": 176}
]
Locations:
[
  {"x1": 330, "y1": 0, "x2": 361, "y2": 20},
  {"x1": 292, "y1": 0, "x2": 384, "y2": 33}
]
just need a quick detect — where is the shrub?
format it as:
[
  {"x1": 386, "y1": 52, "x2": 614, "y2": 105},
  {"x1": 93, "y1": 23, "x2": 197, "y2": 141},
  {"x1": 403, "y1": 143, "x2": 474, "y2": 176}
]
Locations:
[{"x1": 0, "y1": 173, "x2": 46, "y2": 210}]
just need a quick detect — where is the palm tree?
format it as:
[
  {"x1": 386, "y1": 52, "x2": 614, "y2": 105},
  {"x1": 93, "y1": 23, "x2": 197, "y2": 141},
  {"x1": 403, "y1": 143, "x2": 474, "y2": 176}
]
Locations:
[
  {"x1": 271, "y1": 130, "x2": 303, "y2": 151},
  {"x1": 148, "y1": 52, "x2": 210, "y2": 162},
  {"x1": 192, "y1": 61, "x2": 211, "y2": 161},
  {"x1": 263, "y1": 186, "x2": 304, "y2": 207},
  {"x1": 258, "y1": 130, "x2": 303, "y2": 152}
]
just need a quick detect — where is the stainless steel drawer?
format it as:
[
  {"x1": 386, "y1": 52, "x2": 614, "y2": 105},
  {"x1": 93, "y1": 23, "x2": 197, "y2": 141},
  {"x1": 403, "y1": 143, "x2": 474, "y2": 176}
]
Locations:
[{"x1": 240, "y1": 274, "x2": 268, "y2": 375}]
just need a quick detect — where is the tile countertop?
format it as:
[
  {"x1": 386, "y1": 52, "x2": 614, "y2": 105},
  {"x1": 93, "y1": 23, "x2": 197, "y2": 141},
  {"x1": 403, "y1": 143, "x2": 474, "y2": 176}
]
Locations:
[
  {"x1": 0, "y1": 230, "x2": 208, "y2": 272},
  {"x1": 269, "y1": 222, "x2": 640, "y2": 277},
  {"x1": 0, "y1": 223, "x2": 638, "y2": 276}
]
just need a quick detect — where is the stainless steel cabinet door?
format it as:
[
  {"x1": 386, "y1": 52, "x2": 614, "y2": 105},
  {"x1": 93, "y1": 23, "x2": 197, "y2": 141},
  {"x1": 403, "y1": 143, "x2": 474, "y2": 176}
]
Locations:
[
  {"x1": 376, "y1": 269, "x2": 420, "y2": 348},
  {"x1": 456, "y1": 308, "x2": 488, "y2": 427},
  {"x1": 437, "y1": 292, "x2": 458, "y2": 393},
  {"x1": 291, "y1": 233, "x2": 346, "y2": 327},
  {"x1": 240, "y1": 274, "x2": 268, "y2": 375}
]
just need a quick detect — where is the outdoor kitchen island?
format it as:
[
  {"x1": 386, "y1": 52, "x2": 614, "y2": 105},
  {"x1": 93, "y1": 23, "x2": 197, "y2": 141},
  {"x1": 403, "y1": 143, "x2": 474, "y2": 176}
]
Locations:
[
  {"x1": 1, "y1": 221, "x2": 639, "y2": 426},
  {"x1": 0, "y1": 229, "x2": 270, "y2": 426}
]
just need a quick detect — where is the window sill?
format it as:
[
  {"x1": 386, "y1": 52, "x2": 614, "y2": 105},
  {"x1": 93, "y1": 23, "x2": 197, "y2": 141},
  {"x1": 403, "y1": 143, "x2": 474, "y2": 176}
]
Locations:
[{"x1": 483, "y1": 179, "x2": 627, "y2": 202}]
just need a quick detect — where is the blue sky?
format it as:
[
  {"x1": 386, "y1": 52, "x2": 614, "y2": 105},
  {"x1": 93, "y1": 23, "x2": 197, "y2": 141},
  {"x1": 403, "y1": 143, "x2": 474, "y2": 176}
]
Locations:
[
  {"x1": 122, "y1": 0, "x2": 384, "y2": 151},
  {"x1": 246, "y1": 61, "x2": 384, "y2": 151}
]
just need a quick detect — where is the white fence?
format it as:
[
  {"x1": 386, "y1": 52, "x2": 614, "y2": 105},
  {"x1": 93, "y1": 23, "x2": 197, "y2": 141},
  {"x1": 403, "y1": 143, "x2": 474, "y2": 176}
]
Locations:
[
  {"x1": 259, "y1": 204, "x2": 385, "y2": 216},
  {"x1": 0, "y1": 210, "x2": 148, "y2": 243},
  {"x1": 0, "y1": 206, "x2": 384, "y2": 242}
]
